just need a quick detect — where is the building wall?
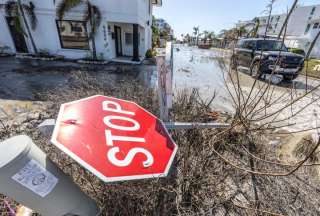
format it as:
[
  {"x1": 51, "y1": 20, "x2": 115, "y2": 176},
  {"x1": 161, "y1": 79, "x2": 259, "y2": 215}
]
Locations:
[
  {"x1": 0, "y1": 11, "x2": 15, "y2": 52},
  {"x1": 238, "y1": 4, "x2": 320, "y2": 58},
  {"x1": 0, "y1": 0, "x2": 154, "y2": 59}
]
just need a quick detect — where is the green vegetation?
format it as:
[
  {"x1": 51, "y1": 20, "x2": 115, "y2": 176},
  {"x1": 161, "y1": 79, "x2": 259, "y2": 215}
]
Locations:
[
  {"x1": 302, "y1": 59, "x2": 320, "y2": 79},
  {"x1": 151, "y1": 16, "x2": 160, "y2": 48},
  {"x1": 145, "y1": 49, "x2": 156, "y2": 59},
  {"x1": 288, "y1": 48, "x2": 306, "y2": 56}
]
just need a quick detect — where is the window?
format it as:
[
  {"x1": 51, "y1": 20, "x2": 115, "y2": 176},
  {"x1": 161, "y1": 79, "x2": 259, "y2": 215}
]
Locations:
[
  {"x1": 305, "y1": 24, "x2": 311, "y2": 34},
  {"x1": 56, "y1": 20, "x2": 89, "y2": 50},
  {"x1": 239, "y1": 40, "x2": 255, "y2": 50},
  {"x1": 125, "y1": 33, "x2": 133, "y2": 45},
  {"x1": 236, "y1": 40, "x2": 245, "y2": 48},
  {"x1": 125, "y1": 32, "x2": 140, "y2": 45},
  {"x1": 311, "y1": 7, "x2": 316, "y2": 15},
  {"x1": 245, "y1": 41, "x2": 256, "y2": 50},
  {"x1": 256, "y1": 40, "x2": 288, "y2": 52},
  {"x1": 313, "y1": 23, "x2": 319, "y2": 29}
]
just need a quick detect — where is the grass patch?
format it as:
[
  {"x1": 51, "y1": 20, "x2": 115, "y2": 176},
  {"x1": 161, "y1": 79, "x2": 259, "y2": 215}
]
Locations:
[{"x1": 302, "y1": 59, "x2": 320, "y2": 79}]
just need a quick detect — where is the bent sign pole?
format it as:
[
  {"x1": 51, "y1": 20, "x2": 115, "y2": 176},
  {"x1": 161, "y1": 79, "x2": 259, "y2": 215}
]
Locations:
[{"x1": 0, "y1": 135, "x2": 99, "y2": 216}]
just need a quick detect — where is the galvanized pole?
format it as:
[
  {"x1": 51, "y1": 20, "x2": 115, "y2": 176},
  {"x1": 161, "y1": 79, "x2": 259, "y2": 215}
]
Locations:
[{"x1": 0, "y1": 135, "x2": 99, "y2": 216}]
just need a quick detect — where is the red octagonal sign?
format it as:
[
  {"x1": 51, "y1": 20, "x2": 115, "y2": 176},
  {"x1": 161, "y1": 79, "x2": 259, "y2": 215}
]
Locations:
[{"x1": 51, "y1": 95, "x2": 177, "y2": 182}]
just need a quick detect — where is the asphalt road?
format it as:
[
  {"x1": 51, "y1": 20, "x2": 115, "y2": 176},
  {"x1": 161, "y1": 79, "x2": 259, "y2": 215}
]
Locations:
[{"x1": 0, "y1": 57, "x2": 156, "y2": 101}]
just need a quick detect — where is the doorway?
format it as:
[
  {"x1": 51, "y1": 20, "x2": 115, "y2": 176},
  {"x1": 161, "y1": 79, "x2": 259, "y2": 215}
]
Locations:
[
  {"x1": 6, "y1": 17, "x2": 28, "y2": 53},
  {"x1": 114, "y1": 26, "x2": 122, "y2": 57}
]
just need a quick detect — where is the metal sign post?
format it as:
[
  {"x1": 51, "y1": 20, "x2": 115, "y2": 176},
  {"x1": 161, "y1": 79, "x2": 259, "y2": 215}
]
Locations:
[
  {"x1": 156, "y1": 41, "x2": 174, "y2": 122},
  {"x1": 0, "y1": 135, "x2": 99, "y2": 216},
  {"x1": 39, "y1": 119, "x2": 230, "y2": 135}
]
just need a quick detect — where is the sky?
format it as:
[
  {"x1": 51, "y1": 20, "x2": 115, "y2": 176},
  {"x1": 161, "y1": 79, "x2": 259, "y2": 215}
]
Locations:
[{"x1": 153, "y1": 0, "x2": 319, "y2": 39}]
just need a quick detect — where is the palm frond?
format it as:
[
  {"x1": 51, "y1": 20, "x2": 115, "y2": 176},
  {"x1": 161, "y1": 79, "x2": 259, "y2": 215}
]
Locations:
[
  {"x1": 13, "y1": 15, "x2": 27, "y2": 36},
  {"x1": 87, "y1": 4, "x2": 102, "y2": 39},
  {"x1": 91, "y1": 5, "x2": 101, "y2": 29},
  {"x1": 4, "y1": 0, "x2": 18, "y2": 17},
  {"x1": 22, "y1": 2, "x2": 37, "y2": 30},
  {"x1": 83, "y1": 1, "x2": 91, "y2": 23},
  {"x1": 56, "y1": 0, "x2": 83, "y2": 20}
]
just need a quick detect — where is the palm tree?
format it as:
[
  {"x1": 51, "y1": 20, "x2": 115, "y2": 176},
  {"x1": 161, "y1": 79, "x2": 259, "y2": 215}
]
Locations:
[
  {"x1": 208, "y1": 31, "x2": 215, "y2": 39},
  {"x1": 57, "y1": 0, "x2": 101, "y2": 59},
  {"x1": 1, "y1": 0, "x2": 38, "y2": 53},
  {"x1": 248, "y1": 17, "x2": 260, "y2": 38},
  {"x1": 238, "y1": 26, "x2": 247, "y2": 38},
  {"x1": 193, "y1": 26, "x2": 200, "y2": 45},
  {"x1": 278, "y1": 0, "x2": 298, "y2": 39},
  {"x1": 263, "y1": 0, "x2": 277, "y2": 37},
  {"x1": 185, "y1": 34, "x2": 191, "y2": 44}
]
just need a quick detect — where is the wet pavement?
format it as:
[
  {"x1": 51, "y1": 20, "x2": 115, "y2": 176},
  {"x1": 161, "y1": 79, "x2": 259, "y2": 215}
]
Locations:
[
  {"x1": 1, "y1": 47, "x2": 320, "y2": 132},
  {"x1": 173, "y1": 45, "x2": 232, "y2": 113},
  {"x1": 172, "y1": 45, "x2": 320, "y2": 132},
  {"x1": 0, "y1": 57, "x2": 156, "y2": 101}
]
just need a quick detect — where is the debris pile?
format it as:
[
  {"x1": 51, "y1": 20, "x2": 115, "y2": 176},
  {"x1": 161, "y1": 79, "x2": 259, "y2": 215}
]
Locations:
[{"x1": 1, "y1": 71, "x2": 320, "y2": 215}]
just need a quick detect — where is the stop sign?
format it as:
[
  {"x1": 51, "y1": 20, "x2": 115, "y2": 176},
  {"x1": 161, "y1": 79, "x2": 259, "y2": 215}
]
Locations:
[{"x1": 51, "y1": 95, "x2": 177, "y2": 182}]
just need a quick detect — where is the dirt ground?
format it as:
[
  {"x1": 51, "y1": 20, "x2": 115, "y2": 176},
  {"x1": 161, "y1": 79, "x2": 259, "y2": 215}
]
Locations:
[{"x1": 1, "y1": 49, "x2": 320, "y2": 215}]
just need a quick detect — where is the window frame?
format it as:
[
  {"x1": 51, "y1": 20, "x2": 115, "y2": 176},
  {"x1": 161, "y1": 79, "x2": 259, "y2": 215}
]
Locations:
[
  {"x1": 124, "y1": 32, "x2": 140, "y2": 46},
  {"x1": 149, "y1": 0, "x2": 152, "y2": 15},
  {"x1": 305, "y1": 24, "x2": 311, "y2": 34},
  {"x1": 236, "y1": 40, "x2": 245, "y2": 48},
  {"x1": 244, "y1": 40, "x2": 256, "y2": 50},
  {"x1": 125, "y1": 32, "x2": 133, "y2": 45},
  {"x1": 56, "y1": 19, "x2": 90, "y2": 50}
]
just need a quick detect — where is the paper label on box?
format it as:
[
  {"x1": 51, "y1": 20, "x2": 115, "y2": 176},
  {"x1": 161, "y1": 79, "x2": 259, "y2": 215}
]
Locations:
[{"x1": 12, "y1": 160, "x2": 58, "y2": 197}]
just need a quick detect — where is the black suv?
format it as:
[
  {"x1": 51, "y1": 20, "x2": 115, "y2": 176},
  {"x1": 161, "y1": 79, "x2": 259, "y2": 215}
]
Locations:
[{"x1": 231, "y1": 38, "x2": 305, "y2": 81}]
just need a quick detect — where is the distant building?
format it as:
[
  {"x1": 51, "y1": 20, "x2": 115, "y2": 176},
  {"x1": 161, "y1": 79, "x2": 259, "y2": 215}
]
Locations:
[
  {"x1": 237, "y1": 4, "x2": 320, "y2": 58},
  {"x1": 0, "y1": 0, "x2": 162, "y2": 62}
]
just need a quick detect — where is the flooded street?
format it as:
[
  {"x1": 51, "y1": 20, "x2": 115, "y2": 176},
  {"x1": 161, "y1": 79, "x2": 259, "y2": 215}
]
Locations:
[
  {"x1": 173, "y1": 45, "x2": 233, "y2": 113},
  {"x1": 173, "y1": 45, "x2": 320, "y2": 133}
]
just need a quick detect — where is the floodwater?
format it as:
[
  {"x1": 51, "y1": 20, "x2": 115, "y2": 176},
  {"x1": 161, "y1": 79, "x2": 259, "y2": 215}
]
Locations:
[
  {"x1": 173, "y1": 45, "x2": 234, "y2": 113},
  {"x1": 172, "y1": 45, "x2": 320, "y2": 133}
]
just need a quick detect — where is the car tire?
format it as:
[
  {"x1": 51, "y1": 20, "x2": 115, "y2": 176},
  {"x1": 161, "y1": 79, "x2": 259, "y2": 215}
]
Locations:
[
  {"x1": 250, "y1": 61, "x2": 261, "y2": 79},
  {"x1": 283, "y1": 74, "x2": 298, "y2": 81}
]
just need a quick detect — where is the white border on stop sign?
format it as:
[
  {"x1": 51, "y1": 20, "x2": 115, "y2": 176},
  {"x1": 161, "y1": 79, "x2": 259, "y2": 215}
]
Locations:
[{"x1": 50, "y1": 95, "x2": 178, "y2": 183}]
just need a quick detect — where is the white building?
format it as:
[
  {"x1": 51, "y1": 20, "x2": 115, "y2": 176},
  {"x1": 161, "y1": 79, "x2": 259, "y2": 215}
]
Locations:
[
  {"x1": 237, "y1": 4, "x2": 320, "y2": 58},
  {"x1": 0, "y1": 0, "x2": 162, "y2": 62}
]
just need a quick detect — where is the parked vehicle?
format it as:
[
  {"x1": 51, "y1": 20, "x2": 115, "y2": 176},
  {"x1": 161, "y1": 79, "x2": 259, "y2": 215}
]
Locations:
[{"x1": 231, "y1": 38, "x2": 305, "y2": 81}]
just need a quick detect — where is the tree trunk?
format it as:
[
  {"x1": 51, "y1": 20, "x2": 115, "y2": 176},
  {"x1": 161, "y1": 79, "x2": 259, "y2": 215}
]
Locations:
[
  {"x1": 17, "y1": 0, "x2": 37, "y2": 54},
  {"x1": 278, "y1": 0, "x2": 298, "y2": 39},
  {"x1": 89, "y1": 6, "x2": 97, "y2": 60},
  {"x1": 306, "y1": 30, "x2": 320, "y2": 59}
]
